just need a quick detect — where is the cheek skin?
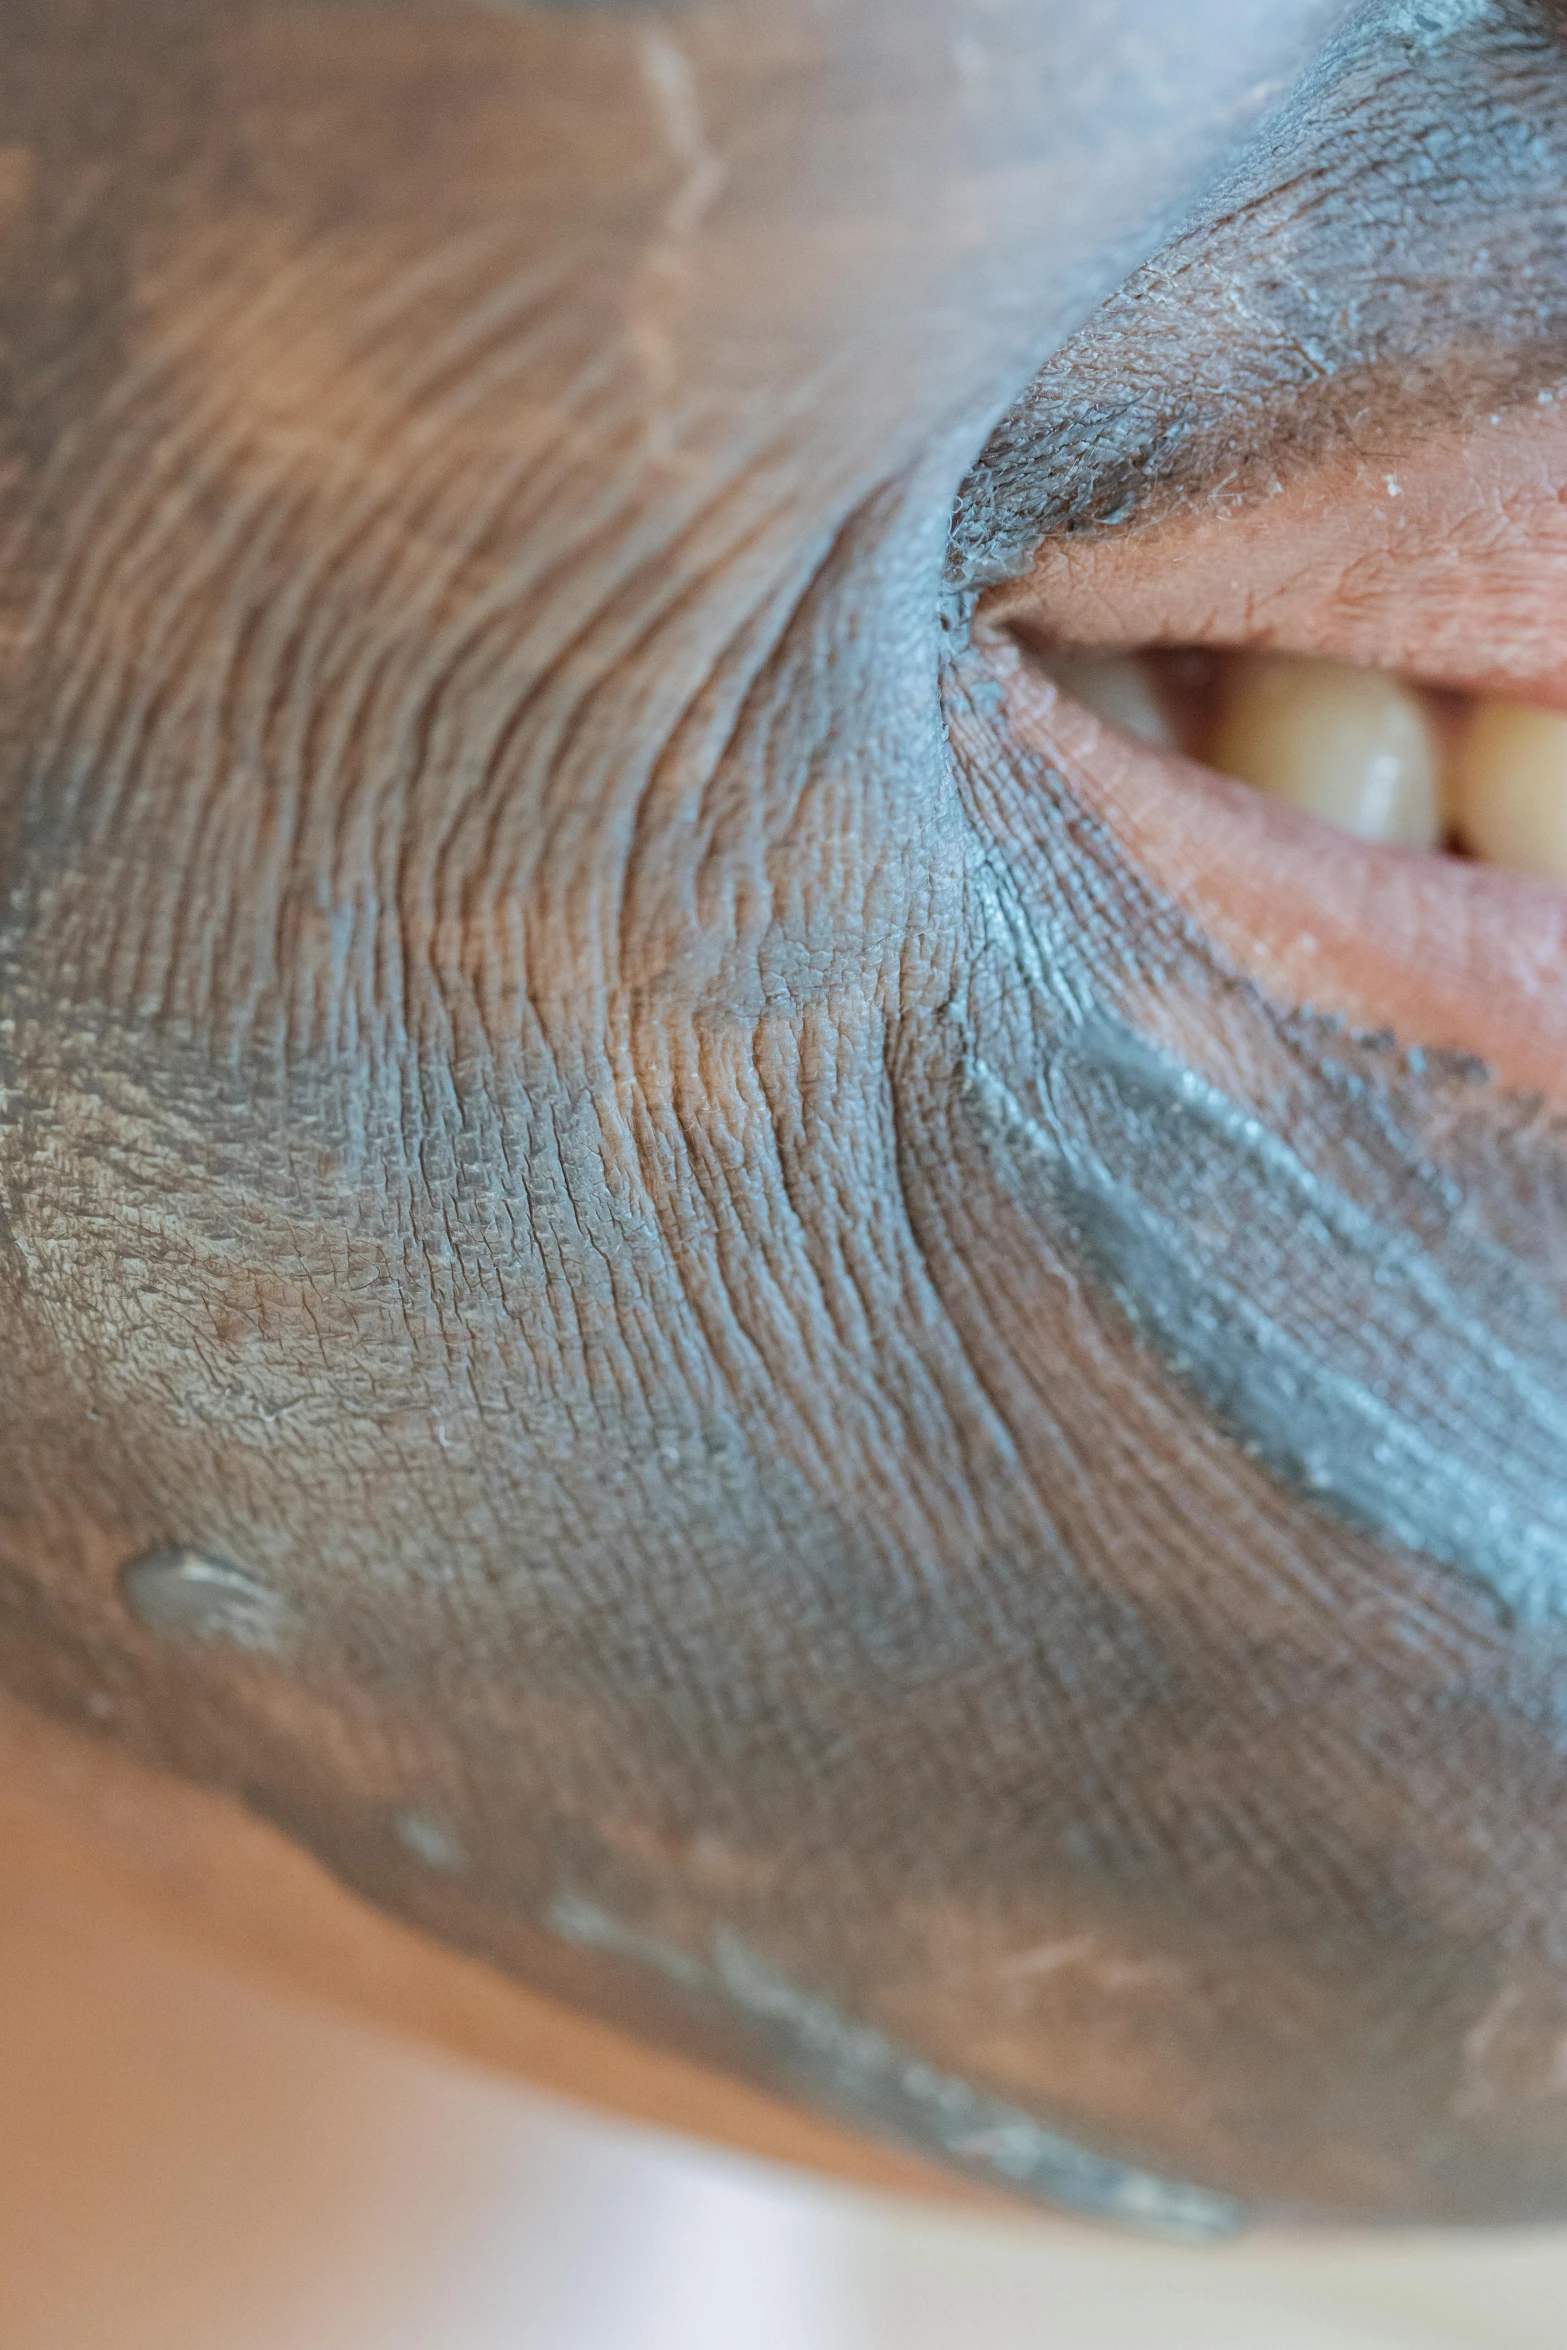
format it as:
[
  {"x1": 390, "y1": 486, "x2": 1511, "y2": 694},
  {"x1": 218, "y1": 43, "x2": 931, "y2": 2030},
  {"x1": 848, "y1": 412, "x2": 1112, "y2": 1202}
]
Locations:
[
  {"x1": 0, "y1": 0, "x2": 1410, "y2": 2238},
  {"x1": 980, "y1": 405, "x2": 1567, "y2": 1100}
]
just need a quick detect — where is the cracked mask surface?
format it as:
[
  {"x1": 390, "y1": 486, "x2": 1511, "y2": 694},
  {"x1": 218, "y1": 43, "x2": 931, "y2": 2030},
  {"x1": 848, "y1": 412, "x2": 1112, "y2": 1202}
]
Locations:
[{"x1": 7, "y1": 0, "x2": 1567, "y2": 2229}]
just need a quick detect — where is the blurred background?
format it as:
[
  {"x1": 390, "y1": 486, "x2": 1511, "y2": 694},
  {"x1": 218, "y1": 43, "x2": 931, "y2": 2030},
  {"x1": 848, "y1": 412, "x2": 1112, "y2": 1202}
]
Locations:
[{"x1": 4, "y1": 1827, "x2": 1566, "y2": 2350}]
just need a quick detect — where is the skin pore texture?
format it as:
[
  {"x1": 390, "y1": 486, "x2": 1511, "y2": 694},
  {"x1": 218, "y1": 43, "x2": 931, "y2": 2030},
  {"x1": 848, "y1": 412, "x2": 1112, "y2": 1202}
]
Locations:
[{"x1": 7, "y1": 0, "x2": 1567, "y2": 2233}]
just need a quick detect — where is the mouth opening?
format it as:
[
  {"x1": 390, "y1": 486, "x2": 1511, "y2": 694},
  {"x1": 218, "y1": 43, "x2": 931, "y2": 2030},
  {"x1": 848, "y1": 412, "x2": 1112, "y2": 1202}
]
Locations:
[{"x1": 1029, "y1": 643, "x2": 1567, "y2": 881}]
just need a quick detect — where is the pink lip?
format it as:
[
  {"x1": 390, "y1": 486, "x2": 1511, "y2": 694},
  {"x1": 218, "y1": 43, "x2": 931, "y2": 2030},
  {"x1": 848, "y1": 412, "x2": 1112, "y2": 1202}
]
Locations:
[{"x1": 979, "y1": 635, "x2": 1567, "y2": 1103}]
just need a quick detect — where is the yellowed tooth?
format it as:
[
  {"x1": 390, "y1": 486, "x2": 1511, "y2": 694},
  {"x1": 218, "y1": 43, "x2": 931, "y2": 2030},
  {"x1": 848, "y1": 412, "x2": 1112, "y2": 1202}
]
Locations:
[
  {"x1": 1041, "y1": 652, "x2": 1175, "y2": 749},
  {"x1": 1449, "y1": 698, "x2": 1567, "y2": 883},
  {"x1": 1209, "y1": 652, "x2": 1440, "y2": 849}
]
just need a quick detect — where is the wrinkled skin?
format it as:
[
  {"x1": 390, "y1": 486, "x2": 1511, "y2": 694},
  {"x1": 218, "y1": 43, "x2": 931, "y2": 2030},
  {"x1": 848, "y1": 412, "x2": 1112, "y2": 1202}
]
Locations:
[{"x1": 7, "y1": 0, "x2": 1567, "y2": 2229}]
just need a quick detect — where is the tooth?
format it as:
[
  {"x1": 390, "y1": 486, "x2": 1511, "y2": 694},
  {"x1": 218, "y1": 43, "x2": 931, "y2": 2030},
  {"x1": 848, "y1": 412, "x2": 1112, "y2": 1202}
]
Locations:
[
  {"x1": 1041, "y1": 653, "x2": 1175, "y2": 749},
  {"x1": 1449, "y1": 698, "x2": 1567, "y2": 883},
  {"x1": 1209, "y1": 652, "x2": 1440, "y2": 849}
]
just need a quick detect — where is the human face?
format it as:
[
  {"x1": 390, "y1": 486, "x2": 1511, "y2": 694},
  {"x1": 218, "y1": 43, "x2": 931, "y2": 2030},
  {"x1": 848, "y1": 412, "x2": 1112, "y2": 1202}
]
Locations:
[{"x1": 3, "y1": 0, "x2": 1567, "y2": 2230}]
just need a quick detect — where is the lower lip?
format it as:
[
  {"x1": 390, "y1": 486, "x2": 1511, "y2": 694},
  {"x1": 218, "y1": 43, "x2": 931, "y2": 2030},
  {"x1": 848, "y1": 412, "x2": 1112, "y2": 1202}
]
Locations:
[{"x1": 980, "y1": 633, "x2": 1567, "y2": 1103}]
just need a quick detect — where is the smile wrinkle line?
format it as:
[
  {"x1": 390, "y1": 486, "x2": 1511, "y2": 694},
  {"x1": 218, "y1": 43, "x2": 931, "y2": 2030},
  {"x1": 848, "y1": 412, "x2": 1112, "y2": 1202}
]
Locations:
[{"x1": 546, "y1": 1892, "x2": 1243, "y2": 2238}]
